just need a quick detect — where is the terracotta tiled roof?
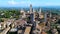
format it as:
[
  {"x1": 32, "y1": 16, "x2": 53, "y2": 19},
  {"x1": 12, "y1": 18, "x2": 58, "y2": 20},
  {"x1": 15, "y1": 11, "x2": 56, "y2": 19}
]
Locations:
[
  {"x1": 41, "y1": 31, "x2": 47, "y2": 34},
  {"x1": 15, "y1": 19, "x2": 26, "y2": 26}
]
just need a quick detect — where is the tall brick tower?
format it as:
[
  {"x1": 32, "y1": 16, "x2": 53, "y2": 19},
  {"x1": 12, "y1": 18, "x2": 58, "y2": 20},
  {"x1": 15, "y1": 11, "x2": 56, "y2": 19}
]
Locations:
[
  {"x1": 29, "y1": 4, "x2": 34, "y2": 23},
  {"x1": 30, "y1": 4, "x2": 33, "y2": 14}
]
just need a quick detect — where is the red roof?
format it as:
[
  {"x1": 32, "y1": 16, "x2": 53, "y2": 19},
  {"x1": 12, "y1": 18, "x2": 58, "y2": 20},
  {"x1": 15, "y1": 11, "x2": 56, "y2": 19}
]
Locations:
[{"x1": 15, "y1": 19, "x2": 26, "y2": 26}]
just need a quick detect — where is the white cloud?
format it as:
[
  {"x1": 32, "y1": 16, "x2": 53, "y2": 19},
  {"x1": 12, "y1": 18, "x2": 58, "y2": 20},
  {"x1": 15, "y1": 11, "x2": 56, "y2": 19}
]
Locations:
[
  {"x1": 8, "y1": 0, "x2": 19, "y2": 5},
  {"x1": 7, "y1": 0, "x2": 37, "y2": 7},
  {"x1": 44, "y1": 3, "x2": 60, "y2": 6},
  {"x1": 8, "y1": 0, "x2": 31, "y2": 5}
]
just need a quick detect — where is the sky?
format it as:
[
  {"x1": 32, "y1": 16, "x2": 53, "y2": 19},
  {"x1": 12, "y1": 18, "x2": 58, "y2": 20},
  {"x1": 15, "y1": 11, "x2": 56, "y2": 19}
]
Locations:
[{"x1": 0, "y1": 0, "x2": 60, "y2": 7}]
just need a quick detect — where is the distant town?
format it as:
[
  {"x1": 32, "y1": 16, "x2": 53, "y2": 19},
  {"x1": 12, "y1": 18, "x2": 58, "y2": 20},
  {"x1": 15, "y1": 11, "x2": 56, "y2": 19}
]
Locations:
[{"x1": 0, "y1": 4, "x2": 60, "y2": 34}]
